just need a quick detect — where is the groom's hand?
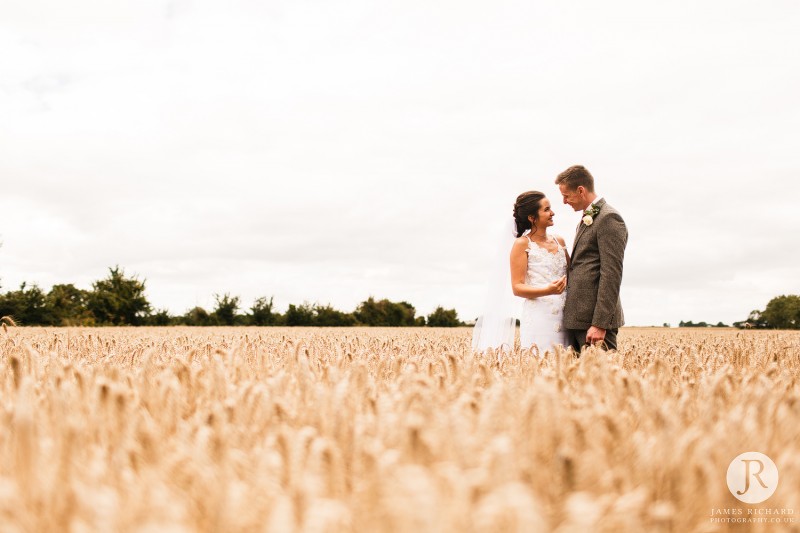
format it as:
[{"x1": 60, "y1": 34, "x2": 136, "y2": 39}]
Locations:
[{"x1": 586, "y1": 326, "x2": 606, "y2": 346}]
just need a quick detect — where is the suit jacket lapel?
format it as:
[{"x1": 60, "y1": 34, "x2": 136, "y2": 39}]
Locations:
[
  {"x1": 572, "y1": 223, "x2": 587, "y2": 256},
  {"x1": 571, "y1": 199, "x2": 607, "y2": 256}
]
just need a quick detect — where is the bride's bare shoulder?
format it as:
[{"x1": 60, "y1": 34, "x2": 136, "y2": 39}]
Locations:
[
  {"x1": 512, "y1": 236, "x2": 530, "y2": 250},
  {"x1": 554, "y1": 235, "x2": 567, "y2": 247}
]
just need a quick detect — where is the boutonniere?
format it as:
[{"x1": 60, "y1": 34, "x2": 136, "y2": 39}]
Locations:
[{"x1": 582, "y1": 204, "x2": 600, "y2": 226}]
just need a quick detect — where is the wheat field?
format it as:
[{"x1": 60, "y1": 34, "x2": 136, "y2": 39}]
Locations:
[{"x1": 0, "y1": 326, "x2": 798, "y2": 532}]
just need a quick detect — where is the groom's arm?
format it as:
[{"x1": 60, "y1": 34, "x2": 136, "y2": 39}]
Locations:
[{"x1": 592, "y1": 211, "x2": 627, "y2": 329}]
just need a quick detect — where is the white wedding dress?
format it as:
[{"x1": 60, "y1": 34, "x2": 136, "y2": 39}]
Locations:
[{"x1": 519, "y1": 234, "x2": 568, "y2": 354}]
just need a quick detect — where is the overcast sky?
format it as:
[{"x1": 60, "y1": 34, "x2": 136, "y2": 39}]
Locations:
[{"x1": 1, "y1": 0, "x2": 798, "y2": 326}]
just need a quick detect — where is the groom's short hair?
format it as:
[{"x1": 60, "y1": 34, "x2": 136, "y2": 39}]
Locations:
[{"x1": 555, "y1": 165, "x2": 595, "y2": 192}]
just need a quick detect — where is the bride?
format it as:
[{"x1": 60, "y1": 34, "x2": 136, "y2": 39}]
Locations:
[
  {"x1": 472, "y1": 191, "x2": 569, "y2": 355},
  {"x1": 511, "y1": 191, "x2": 568, "y2": 353}
]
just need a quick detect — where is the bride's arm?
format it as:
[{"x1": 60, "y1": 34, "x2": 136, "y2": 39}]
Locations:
[{"x1": 510, "y1": 238, "x2": 566, "y2": 299}]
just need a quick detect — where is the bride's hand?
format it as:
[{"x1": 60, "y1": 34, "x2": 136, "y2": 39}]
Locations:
[{"x1": 546, "y1": 276, "x2": 567, "y2": 295}]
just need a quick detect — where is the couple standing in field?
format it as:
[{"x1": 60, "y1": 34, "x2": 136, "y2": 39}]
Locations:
[{"x1": 472, "y1": 165, "x2": 628, "y2": 355}]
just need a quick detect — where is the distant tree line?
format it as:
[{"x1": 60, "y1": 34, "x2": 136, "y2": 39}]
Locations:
[
  {"x1": 678, "y1": 320, "x2": 729, "y2": 328},
  {"x1": 673, "y1": 296, "x2": 800, "y2": 330},
  {"x1": 0, "y1": 266, "x2": 465, "y2": 327}
]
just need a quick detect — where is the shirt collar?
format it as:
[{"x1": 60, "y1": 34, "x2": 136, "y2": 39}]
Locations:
[{"x1": 583, "y1": 197, "x2": 603, "y2": 213}]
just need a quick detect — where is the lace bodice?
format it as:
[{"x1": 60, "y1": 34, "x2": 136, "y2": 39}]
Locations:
[{"x1": 524, "y1": 235, "x2": 567, "y2": 308}]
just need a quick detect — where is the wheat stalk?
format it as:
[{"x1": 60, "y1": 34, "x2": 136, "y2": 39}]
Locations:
[{"x1": 0, "y1": 326, "x2": 796, "y2": 531}]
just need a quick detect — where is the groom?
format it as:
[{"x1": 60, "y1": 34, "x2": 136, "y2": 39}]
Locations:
[{"x1": 555, "y1": 165, "x2": 628, "y2": 352}]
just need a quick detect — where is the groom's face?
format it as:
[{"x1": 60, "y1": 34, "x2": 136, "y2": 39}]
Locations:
[{"x1": 559, "y1": 183, "x2": 588, "y2": 212}]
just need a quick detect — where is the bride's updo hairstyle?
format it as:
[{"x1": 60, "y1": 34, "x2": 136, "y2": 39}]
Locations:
[{"x1": 513, "y1": 191, "x2": 546, "y2": 237}]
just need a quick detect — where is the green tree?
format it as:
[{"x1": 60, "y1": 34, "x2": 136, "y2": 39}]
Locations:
[
  {"x1": 182, "y1": 306, "x2": 212, "y2": 326},
  {"x1": 0, "y1": 282, "x2": 51, "y2": 325},
  {"x1": 354, "y1": 297, "x2": 385, "y2": 325},
  {"x1": 314, "y1": 304, "x2": 357, "y2": 326},
  {"x1": 355, "y1": 297, "x2": 418, "y2": 326},
  {"x1": 212, "y1": 293, "x2": 240, "y2": 326},
  {"x1": 679, "y1": 320, "x2": 709, "y2": 328},
  {"x1": 145, "y1": 308, "x2": 172, "y2": 326},
  {"x1": 386, "y1": 301, "x2": 417, "y2": 327},
  {"x1": 46, "y1": 283, "x2": 93, "y2": 326},
  {"x1": 761, "y1": 295, "x2": 800, "y2": 329},
  {"x1": 426, "y1": 306, "x2": 462, "y2": 327},
  {"x1": 250, "y1": 296, "x2": 276, "y2": 326},
  {"x1": 87, "y1": 266, "x2": 151, "y2": 325},
  {"x1": 285, "y1": 302, "x2": 315, "y2": 326}
]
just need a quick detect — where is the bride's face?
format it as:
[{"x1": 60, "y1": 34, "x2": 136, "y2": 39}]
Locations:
[{"x1": 529, "y1": 198, "x2": 555, "y2": 228}]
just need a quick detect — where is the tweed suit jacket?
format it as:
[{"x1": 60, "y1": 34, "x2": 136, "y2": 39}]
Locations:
[{"x1": 564, "y1": 199, "x2": 628, "y2": 330}]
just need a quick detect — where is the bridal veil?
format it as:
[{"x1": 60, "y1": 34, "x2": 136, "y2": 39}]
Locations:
[{"x1": 471, "y1": 218, "x2": 522, "y2": 352}]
